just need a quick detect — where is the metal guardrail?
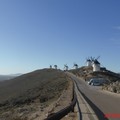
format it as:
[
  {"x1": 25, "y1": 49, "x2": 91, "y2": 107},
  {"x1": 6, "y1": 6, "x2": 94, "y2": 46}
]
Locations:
[{"x1": 44, "y1": 84, "x2": 77, "y2": 120}]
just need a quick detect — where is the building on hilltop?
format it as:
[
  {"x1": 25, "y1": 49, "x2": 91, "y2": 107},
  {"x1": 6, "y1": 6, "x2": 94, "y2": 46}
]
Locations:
[
  {"x1": 86, "y1": 59, "x2": 92, "y2": 67},
  {"x1": 92, "y1": 59, "x2": 100, "y2": 72}
]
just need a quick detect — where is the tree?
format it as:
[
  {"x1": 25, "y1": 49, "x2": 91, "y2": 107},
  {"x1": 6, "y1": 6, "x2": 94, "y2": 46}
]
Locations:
[{"x1": 50, "y1": 65, "x2": 52, "y2": 69}]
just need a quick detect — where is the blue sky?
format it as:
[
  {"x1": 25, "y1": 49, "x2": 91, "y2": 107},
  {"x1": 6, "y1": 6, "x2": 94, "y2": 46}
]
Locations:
[{"x1": 0, "y1": 0, "x2": 120, "y2": 74}]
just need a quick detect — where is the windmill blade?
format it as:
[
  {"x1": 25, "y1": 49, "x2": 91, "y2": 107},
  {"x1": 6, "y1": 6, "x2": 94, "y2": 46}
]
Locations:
[
  {"x1": 85, "y1": 57, "x2": 88, "y2": 62},
  {"x1": 90, "y1": 56, "x2": 93, "y2": 61},
  {"x1": 64, "y1": 65, "x2": 67, "y2": 69},
  {"x1": 96, "y1": 56, "x2": 100, "y2": 60},
  {"x1": 88, "y1": 57, "x2": 91, "y2": 61},
  {"x1": 64, "y1": 64, "x2": 67, "y2": 67},
  {"x1": 91, "y1": 57, "x2": 95, "y2": 61},
  {"x1": 73, "y1": 62, "x2": 75, "y2": 67},
  {"x1": 85, "y1": 57, "x2": 88, "y2": 64}
]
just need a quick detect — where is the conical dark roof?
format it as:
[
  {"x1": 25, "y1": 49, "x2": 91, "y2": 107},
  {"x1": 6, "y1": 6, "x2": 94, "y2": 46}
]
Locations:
[
  {"x1": 87, "y1": 59, "x2": 91, "y2": 62},
  {"x1": 94, "y1": 59, "x2": 100, "y2": 64}
]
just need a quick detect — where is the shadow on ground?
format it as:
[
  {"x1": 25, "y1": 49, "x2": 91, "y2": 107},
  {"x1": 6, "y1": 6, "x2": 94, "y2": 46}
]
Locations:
[{"x1": 80, "y1": 91, "x2": 108, "y2": 120}]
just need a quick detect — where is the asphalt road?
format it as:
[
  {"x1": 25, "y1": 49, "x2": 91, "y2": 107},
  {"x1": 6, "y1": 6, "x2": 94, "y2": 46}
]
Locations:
[{"x1": 67, "y1": 72, "x2": 120, "y2": 120}]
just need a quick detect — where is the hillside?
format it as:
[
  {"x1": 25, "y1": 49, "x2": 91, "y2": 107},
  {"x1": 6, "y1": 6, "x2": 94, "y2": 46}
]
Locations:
[
  {"x1": 69, "y1": 66, "x2": 120, "y2": 82},
  {"x1": 0, "y1": 75, "x2": 19, "y2": 81},
  {"x1": 0, "y1": 69, "x2": 69, "y2": 120},
  {"x1": 70, "y1": 66, "x2": 120, "y2": 94}
]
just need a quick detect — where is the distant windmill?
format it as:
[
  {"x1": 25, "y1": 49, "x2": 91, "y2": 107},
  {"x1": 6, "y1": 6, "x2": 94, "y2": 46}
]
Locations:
[
  {"x1": 86, "y1": 57, "x2": 92, "y2": 66},
  {"x1": 73, "y1": 63, "x2": 78, "y2": 69},
  {"x1": 64, "y1": 64, "x2": 68, "y2": 71},
  {"x1": 92, "y1": 56, "x2": 101, "y2": 72},
  {"x1": 90, "y1": 56, "x2": 95, "y2": 62},
  {"x1": 54, "y1": 65, "x2": 57, "y2": 69},
  {"x1": 96, "y1": 56, "x2": 100, "y2": 60}
]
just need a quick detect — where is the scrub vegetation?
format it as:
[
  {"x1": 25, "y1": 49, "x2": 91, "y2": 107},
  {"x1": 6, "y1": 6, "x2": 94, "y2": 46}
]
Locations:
[{"x1": 0, "y1": 69, "x2": 69, "y2": 120}]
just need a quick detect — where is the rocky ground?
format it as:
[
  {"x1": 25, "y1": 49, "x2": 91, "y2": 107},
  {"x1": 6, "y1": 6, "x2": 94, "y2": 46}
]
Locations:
[
  {"x1": 45, "y1": 77, "x2": 77, "y2": 120},
  {"x1": 0, "y1": 71, "x2": 77, "y2": 120},
  {"x1": 102, "y1": 81, "x2": 120, "y2": 93},
  {"x1": 70, "y1": 66, "x2": 120, "y2": 95},
  {"x1": 0, "y1": 69, "x2": 74, "y2": 120}
]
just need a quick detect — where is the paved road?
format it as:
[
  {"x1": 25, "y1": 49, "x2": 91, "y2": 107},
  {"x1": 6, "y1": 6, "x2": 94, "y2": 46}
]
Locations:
[{"x1": 67, "y1": 72, "x2": 120, "y2": 120}]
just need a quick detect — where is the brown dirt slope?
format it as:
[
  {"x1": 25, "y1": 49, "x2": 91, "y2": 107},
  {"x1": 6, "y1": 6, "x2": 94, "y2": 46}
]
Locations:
[{"x1": 0, "y1": 69, "x2": 69, "y2": 108}]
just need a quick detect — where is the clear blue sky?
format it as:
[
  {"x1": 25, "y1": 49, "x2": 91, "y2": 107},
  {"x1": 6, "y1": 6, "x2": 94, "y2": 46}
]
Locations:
[{"x1": 0, "y1": 0, "x2": 120, "y2": 74}]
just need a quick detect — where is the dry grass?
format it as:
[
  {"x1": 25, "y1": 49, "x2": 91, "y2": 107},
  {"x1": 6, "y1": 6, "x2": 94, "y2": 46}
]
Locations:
[{"x1": 0, "y1": 68, "x2": 69, "y2": 120}]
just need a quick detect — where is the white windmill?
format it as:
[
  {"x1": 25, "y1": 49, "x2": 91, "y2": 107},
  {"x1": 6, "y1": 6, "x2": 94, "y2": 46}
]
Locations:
[
  {"x1": 64, "y1": 64, "x2": 68, "y2": 71},
  {"x1": 73, "y1": 63, "x2": 78, "y2": 69},
  {"x1": 92, "y1": 56, "x2": 100, "y2": 72},
  {"x1": 54, "y1": 65, "x2": 57, "y2": 69},
  {"x1": 86, "y1": 57, "x2": 92, "y2": 66}
]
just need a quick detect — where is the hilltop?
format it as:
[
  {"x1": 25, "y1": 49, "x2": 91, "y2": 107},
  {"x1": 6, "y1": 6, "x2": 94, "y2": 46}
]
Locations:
[
  {"x1": 0, "y1": 68, "x2": 70, "y2": 120},
  {"x1": 70, "y1": 66, "x2": 120, "y2": 93},
  {"x1": 69, "y1": 66, "x2": 120, "y2": 82}
]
